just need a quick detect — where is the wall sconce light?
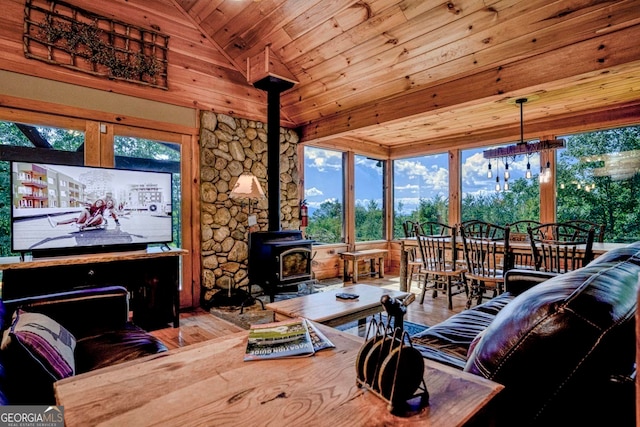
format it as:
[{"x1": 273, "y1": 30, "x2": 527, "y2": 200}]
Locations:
[{"x1": 229, "y1": 172, "x2": 266, "y2": 226}]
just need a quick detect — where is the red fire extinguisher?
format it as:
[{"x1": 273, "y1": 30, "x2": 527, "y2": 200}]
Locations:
[{"x1": 300, "y1": 199, "x2": 308, "y2": 227}]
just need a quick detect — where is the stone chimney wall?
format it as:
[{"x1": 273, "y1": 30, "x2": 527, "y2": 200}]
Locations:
[{"x1": 199, "y1": 111, "x2": 301, "y2": 305}]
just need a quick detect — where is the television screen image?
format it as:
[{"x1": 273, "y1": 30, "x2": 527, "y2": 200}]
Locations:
[{"x1": 11, "y1": 162, "x2": 173, "y2": 253}]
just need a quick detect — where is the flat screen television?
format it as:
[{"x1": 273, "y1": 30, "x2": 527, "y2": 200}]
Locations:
[{"x1": 11, "y1": 161, "x2": 173, "y2": 257}]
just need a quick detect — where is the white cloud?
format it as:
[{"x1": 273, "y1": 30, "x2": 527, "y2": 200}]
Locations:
[
  {"x1": 355, "y1": 198, "x2": 382, "y2": 209},
  {"x1": 307, "y1": 197, "x2": 338, "y2": 209},
  {"x1": 394, "y1": 183, "x2": 420, "y2": 194},
  {"x1": 355, "y1": 156, "x2": 384, "y2": 176},
  {"x1": 461, "y1": 152, "x2": 486, "y2": 184},
  {"x1": 394, "y1": 197, "x2": 421, "y2": 207},
  {"x1": 304, "y1": 147, "x2": 342, "y2": 172},
  {"x1": 394, "y1": 157, "x2": 448, "y2": 191},
  {"x1": 305, "y1": 187, "x2": 323, "y2": 197}
]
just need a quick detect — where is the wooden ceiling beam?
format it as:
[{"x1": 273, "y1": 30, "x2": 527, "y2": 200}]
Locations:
[
  {"x1": 298, "y1": 24, "x2": 640, "y2": 144},
  {"x1": 301, "y1": 136, "x2": 390, "y2": 159}
]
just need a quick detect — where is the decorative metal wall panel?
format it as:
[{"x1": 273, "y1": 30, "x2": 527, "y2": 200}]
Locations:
[{"x1": 23, "y1": 0, "x2": 169, "y2": 90}]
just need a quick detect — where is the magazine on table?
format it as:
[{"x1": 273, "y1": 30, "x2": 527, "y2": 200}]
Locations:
[
  {"x1": 305, "y1": 319, "x2": 336, "y2": 352},
  {"x1": 244, "y1": 318, "x2": 335, "y2": 361}
]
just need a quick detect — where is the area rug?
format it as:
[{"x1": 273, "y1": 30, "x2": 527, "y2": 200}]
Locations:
[
  {"x1": 209, "y1": 279, "x2": 345, "y2": 329},
  {"x1": 335, "y1": 314, "x2": 428, "y2": 337}
]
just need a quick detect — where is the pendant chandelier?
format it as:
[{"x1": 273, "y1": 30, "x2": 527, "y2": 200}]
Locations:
[{"x1": 484, "y1": 97, "x2": 565, "y2": 191}]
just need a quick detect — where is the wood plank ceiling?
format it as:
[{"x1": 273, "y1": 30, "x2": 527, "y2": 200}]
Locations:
[
  {"x1": 4, "y1": 0, "x2": 639, "y2": 158},
  {"x1": 172, "y1": 0, "x2": 640, "y2": 158}
]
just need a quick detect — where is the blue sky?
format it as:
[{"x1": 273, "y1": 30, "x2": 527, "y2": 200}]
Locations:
[{"x1": 303, "y1": 145, "x2": 542, "y2": 215}]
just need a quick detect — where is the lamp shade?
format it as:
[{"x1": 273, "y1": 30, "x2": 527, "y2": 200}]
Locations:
[{"x1": 229, "y1": 173, "x2": 266, "y2": 200}]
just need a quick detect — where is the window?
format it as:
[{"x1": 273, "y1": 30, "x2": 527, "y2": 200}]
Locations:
[
  {"x1": 355, "y1": 155, "x2": 385, "y2": 241},
  {"x1": 556, "y1": 126, "x2": 640, "y2": 242},
  {"x1": 393, "y1": 153, "x2": 449, "y2": 238},
  {"x1": 303, "y1": 146, "x2": 344, "y2": 244},
  {"x1": 461, "y1": 145, "x2": 540, "y2": 224}
]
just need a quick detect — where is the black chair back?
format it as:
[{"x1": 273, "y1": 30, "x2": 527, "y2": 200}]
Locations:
[
  {"x1": 563, "y1": 219, "x2": 605, "y2": 242},
  {"x1": 507, "y1": 220, "x2": 541, "y2": 241},
  {"x1": 402, "y1": 220, "x2": 418, "y2": 238},
  {"x1": 527, "y1": 222, "x2": 595, "y2": 273},
  {"x1": 415, "y1": 222, "x2": 465, "y2": 309},
  {"x1": 459, "y1": 222, "x2": 511, "y2": 307},
  {"x1": 459, "y1": 220, "x2": 508, "y2": 240},
  {"x1": 506, "y1": 220, "x2": 542, "y2": 269}
]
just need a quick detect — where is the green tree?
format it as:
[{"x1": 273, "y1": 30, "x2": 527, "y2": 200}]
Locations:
[
  {"x1": 557, "y1": 126, "x2": 640, "y2": 242},
  {"x1": 114, "y1": 136, "x2": 179, "y2": 161},
  {"x1": 306, "y1": 200, "x2": 343, "y2": 244},
  {"x1": 355, "y1": 200, "x2": 383, "y2": 241}
]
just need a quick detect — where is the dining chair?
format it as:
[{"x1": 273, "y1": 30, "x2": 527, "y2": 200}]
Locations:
[
  {"x1": 563, "y1": 219, "x2": 605, "y2": 243},
  {"x1": 459, "y1": 219, "x2": 505, "y2": 239},
  {"x1": 459, "y1": 222, "x2": 511, "y2": 309},
  {"x1": 507, "y1": 220, "x2": 541, "y2": 240},
  {"x1": 402, "y1": 220, "x2": 424, "y2": 292},
  {"x1": 506, "y1": 220, "x2": 541, "y2": 269},
  {"x1": 527, "y1": 222, "x2": 595, "y2": 273},
  {"x1": 415, "y1": 222, "x2": 466, "y2": 310}
]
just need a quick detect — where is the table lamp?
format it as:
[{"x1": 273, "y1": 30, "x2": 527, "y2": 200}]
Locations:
[{"x1": 229, "y1": 172, "x2": 266, "y2": 227}]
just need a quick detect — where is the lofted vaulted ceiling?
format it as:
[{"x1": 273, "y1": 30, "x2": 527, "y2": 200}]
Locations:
[
  {"x1": 171, "y1": 0, "x2": 640, "y2": 158},
  {"x1": 3, "y1": 0, "x2": 640, "y2": 158}
]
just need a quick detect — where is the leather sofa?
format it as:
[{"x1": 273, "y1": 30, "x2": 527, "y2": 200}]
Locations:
[
  {"x1": 411, "y1": 241, "x2": 640, "y2": 426},
  {"x1": 0, "y1": 285, "x2": 168, "y2": 405}
]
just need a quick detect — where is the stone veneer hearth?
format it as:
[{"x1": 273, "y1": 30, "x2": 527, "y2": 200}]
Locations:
[{"x1": 199, "y1": 111, "x2": 301, "y2": 306}]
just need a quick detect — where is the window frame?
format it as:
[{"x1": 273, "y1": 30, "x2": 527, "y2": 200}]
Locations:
[{"x1": 0, "y1": 107, "x2": 198, "y2": 308}]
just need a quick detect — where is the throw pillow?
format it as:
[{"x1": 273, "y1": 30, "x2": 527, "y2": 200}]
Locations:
[{"x1": 1, "y1": 309, "x2": 76, "y2": 380}]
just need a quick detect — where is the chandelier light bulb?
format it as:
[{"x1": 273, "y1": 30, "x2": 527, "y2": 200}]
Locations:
[
  {"x1": 487, "y1": 162, "x2": 492, "y2": 178},
  {"x1": 525, "y1": 161, "x2": 532, "y2": 179},
  {"x1": 504, "y1": 161, "x2": 510, "y2": 180},
  {"x1": 495, "y1": 176, "x2": 500, "y2": 192},
  {"x1": 504, "y1": 180, "x2": 509, "y2": 191}
]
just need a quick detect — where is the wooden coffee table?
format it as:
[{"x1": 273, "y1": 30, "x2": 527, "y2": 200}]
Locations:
[
  {"x1": 265, "y1": 283, "x2": 411, "y2": 327},
  {"x1": 55, "y1": 324, "x2": 503, "y2": 426}
]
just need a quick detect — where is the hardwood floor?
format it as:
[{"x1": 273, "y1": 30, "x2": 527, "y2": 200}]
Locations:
[{"x1": 151, "y1": 275, "x2": 468, "y2": 350}]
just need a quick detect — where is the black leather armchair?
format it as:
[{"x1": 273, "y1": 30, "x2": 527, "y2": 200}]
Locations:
[{"x1": 0, "y1": 285, "x2": 168, "y2": 405}]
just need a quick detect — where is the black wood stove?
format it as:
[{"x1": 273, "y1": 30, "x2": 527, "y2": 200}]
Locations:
[
  {"x1": 246, "y1": 73, "x2": 313, "y2": 302},
  {"x1": 249, "y1": 230, "x2": 313, "y2": 302}
]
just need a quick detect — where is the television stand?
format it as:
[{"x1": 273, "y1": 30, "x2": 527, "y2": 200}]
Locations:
[{"x1": 0, "y1": 247, "x2": 187, "y2": 330}]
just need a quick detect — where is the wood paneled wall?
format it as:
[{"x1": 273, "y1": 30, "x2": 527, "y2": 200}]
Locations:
[{"x1": 0, "y1": 0, "x2": 272, "y2": 126}]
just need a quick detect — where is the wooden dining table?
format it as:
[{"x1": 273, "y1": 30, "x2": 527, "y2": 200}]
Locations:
[{"x1": 398, "y1": 238, "x2": 629, "y2": 292}]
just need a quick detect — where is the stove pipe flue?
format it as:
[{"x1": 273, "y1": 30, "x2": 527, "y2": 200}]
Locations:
[{"x1": 253, "y1": 75, "x2": 295, "y2": 231}]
